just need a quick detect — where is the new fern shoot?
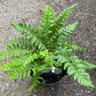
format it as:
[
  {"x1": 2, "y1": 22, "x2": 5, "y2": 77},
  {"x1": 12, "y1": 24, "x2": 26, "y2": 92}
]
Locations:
[{"x1": 0, "y1": 4, "x2": 96, "y2": 91}]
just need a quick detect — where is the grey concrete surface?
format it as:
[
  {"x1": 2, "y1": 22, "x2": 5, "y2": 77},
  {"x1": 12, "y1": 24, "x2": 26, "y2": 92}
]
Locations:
[{"x1": 0, "y1": 0, "x2": 96, "y2": 96}]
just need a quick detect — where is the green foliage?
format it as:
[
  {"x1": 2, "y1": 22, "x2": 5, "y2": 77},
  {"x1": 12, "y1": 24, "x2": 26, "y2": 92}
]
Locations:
[
  {"x1": 63, "y1": 42, "x2": 85, "y2": 51},
  {"x1": 56, "y1": 22, "x2": 79, "y2": 47},
  {"x1": 37, "y1": 5, "x2": 55, "y2": 35},
  {"x1": 0, "y1": 4, "x2": 96, "y2": 91},
  {"x1": 54, "y1": 52, "x2": 96, "y2": 88},
  {"x1": 27, "y1": 74, "x2": 43, "y2": 91},
  {"x1": 11, "y1": 23, "x2": 47, "y2": 50},
  {"x1": 55, "y1": 4, "x2": 77, "y2": 30}
]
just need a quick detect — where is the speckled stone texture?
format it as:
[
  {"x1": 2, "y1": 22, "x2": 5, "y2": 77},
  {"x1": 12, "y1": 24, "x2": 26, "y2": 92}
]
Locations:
[{"x1": 0, "y1": 0, "x2": 96, "y2": 96}]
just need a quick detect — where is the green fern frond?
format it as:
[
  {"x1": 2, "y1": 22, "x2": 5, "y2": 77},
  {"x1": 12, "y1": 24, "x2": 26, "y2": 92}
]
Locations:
[
  {"x1": 65, "y1": 22, "x2": 78, "y2": 31},
  {"x1": 0, "y1": 53, "x2": 39, "y2": 80},
  {"x1": 27, "y1": 74, "x2": 42, "y2": 91},
  {"x1": 58, "y1": 22, "x2": 78, "y2": 34},
  {"x1": 11, "y1": 23, "x2": 34, "y2": 42},
  {"x1": 23, "y1": 53, "x2": 39, "y2": 67},
  {"x1": 37, "y1": 5, "x2": 55, "y2": 35},
  {"x1": 36, "y1": 5, "x2": 55, "y2": 48},
  {"x1": 54, "y1": 54, "x2": 69, "y2": 64},
  {"x1": 55, "y1": 47, "x2": 72, "y2": 56},
  {"x1": 55, "y1": 4, "x2": 77, "y2": 29},
  {"x1": 12, "y1": 23, "x2": 47, "y2": 50},
  {"x1": 0, "y1": 49, "x2": 5, "y2": 59},
  {"x1": 0, "y1": 51, "x2": 52, "y2": 80},
  {"x1": 55, "y1": 54, "x2": 95, "y2": 88},
  {"x1": 39, "y1": 50, "x2": 54, "y2": 67},
  {"x1": 0, "y1": 46, "x2": 31, "y2": 60},
  {"x1": 57, "y1": 22, "x2": 78, "y2": 46},
  {"x1": 77, "y1": 60, "x2": 96, "y2": 70},
  {"x1": 30, "y1": 32, "x2": 47, "y2": 50},
  {"x1": 48, "y1": 5, "x2": 77, "y2": 49},
  {"x1": 11, "y1": 23, "x2": 34, "y2": 35},
  {"x1": 74, "y1": 72, "x2": 95, "y2": 88},
  {"x1": 68, "y1": 56, "x2": 95, "y2": 88},
  {"x1": 63, "y1": 42, "x2": 85, "y2": 51},
  {"x1": 5, "y1": 37, "x2": 31, "y2": 49}
]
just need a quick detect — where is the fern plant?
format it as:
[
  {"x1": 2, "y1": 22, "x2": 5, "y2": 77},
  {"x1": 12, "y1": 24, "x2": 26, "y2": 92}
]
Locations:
[{"x1": 0, "y1": 4, "x2": 96, "y2": 91}]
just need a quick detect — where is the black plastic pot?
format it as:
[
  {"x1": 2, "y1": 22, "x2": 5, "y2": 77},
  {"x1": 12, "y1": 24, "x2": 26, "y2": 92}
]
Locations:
[
  {"x1": 40, "y1": 68, "x2": 67, "y2": 85},
  {"x1": 31, "y1": 68, "x2": 67, "y2": 85}
]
